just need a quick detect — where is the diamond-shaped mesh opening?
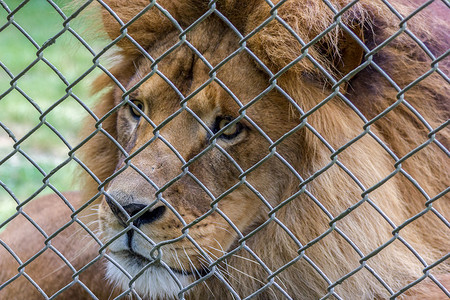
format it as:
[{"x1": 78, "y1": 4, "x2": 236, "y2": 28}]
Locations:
[{"x1": 1, "y1": 0, "x2": 449, "y2": 299}]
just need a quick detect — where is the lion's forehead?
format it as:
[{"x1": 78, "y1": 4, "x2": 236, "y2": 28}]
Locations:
[{"x1": 128, "y1": 26, "x2": 270, "y2": 119}]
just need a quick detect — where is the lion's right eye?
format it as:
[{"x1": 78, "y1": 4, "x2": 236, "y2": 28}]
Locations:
[
  {"x1": 129, "y1": 100, "x2": 144, "y2": 119},
  {"x1": 213, "y1": 116, "x2": 243, "y2": 140}
]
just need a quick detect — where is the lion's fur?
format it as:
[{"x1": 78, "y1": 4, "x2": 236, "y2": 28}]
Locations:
[
  {"x1": 73, "y1": 0, "x2": 450, "y2": 299},
  {"x1": 1, "y1": 0, "x2": 447, "y2": 299}
]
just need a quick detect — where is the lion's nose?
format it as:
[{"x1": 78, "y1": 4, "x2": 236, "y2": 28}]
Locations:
[
  {"x1": 105, "y1": 194, "x2": 166, "y2": 227},
  {"x1": 125, "y1": 204, "x2": 166, "y2": 227}
]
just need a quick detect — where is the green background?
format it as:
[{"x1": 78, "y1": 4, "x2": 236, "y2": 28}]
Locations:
[{"x1": 0, "y1": 0, "x2": 108, "y2": 226}]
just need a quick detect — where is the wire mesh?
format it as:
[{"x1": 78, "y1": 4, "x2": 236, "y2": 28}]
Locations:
[{"x1": 0, "y1": 0, "x2": 449, "y2": 299}]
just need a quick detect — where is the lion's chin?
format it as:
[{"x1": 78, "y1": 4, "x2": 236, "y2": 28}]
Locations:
[{"x1": 106, "y1": 251, "x2": 193, "y2": 299}]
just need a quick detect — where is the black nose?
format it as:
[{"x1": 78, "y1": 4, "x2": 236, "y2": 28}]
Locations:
[
  {"x1": 105, "y1": 195, "x2": 166, "y2": 227},
  {"x1": 124, "y1": 203, "x2": 166, "y2": 227}
]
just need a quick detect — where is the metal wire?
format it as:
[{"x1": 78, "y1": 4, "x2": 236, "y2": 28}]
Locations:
[{"x1": 0, "y1": 0, "x2": 448, "y2": 299}]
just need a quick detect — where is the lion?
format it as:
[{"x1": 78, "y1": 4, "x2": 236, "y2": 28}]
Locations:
[{"x1": 0, "y1": 0, "x2": 449, "y2": 299}]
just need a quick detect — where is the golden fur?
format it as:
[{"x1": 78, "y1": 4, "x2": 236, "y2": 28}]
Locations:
[{"x1": 1, "y1": 0, "x2": 448, "y2": 299}]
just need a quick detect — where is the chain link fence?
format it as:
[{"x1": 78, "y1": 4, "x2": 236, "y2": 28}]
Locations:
[{"x1": 0, "y1": 0, "x2": 449, "y2": 299}]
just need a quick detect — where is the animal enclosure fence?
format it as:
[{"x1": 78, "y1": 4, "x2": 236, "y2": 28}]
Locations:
[{"x1": 0, "y1": 0, "x2": 449, "y2": 299}]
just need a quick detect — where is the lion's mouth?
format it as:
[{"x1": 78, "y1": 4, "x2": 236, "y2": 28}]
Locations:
[{"x1": 111, "y1": 250, "x2": 210, "y2": 277}]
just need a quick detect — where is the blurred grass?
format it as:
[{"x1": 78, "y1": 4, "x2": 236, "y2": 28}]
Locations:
[{"x1": 0, "y1": 0, "x2": 105, "y2": 226}]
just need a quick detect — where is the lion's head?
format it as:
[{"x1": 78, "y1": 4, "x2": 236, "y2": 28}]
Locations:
[{"x1": 80, "y1": 0, "x2": 449, "y2": 299}]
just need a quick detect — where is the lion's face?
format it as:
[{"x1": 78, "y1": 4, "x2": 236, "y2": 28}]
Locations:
[{"x1": 97, "y1": 27, "x2": 302, "y2": 297}]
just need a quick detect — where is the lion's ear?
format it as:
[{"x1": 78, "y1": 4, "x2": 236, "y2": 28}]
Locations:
[
  {"x1": 100, "y1": 1, "x2": 175, "y2": 57},
  {"x1": 99, "y1": 0, "x2": 206, "y2": 57},
  {"x1": 328, "y1": 24, "x2": 365, "y2": 80}
]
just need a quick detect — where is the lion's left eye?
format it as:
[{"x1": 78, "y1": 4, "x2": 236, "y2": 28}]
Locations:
[{"x1": 214, "y1": 117, "x2": 243, "y2": 140}]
